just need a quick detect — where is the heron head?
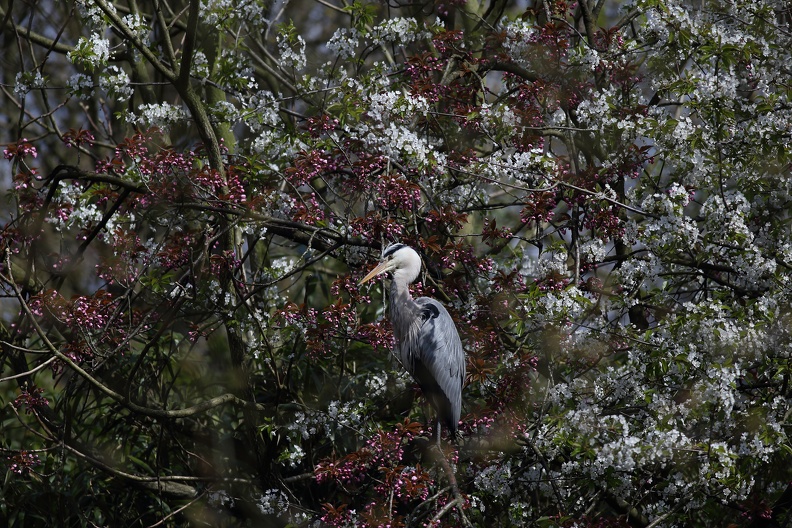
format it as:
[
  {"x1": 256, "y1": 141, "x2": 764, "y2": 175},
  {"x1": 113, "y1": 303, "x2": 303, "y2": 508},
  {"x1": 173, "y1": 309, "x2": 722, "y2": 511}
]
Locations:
[{"x1": 359, "y1": 243, "x2": 422, "y2": 285}]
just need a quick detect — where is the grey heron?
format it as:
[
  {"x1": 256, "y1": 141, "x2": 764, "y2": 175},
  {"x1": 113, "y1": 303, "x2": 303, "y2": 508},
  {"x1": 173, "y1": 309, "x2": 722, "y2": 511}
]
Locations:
[{"x1": 359, "y1": 243, "x2": 465, "y2": 444}]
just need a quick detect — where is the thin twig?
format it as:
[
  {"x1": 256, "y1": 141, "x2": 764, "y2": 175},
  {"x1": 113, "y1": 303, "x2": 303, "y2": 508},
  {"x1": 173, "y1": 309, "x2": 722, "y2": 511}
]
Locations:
[
  {"x1": 146, "y1": 492, "x2": 207, "y2": 528},
  {"x1": 432, "y1": 443, "x2": 473, "y2": 527},
  {"x1": 0, "y1": 356, "x2": 56, "y2": 383}
]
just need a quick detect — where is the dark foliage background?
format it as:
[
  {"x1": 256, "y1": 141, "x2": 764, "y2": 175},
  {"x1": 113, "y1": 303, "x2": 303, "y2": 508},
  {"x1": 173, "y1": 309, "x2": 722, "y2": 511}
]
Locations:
[{"x1": 1, "y1": 0, "x2": 792, "y2": 526}]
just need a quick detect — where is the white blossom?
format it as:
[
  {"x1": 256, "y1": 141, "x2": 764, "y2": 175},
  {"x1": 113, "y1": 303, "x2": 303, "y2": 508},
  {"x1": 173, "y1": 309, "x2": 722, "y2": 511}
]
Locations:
[
  {"x1": 76, "y1": 0, "x2": 113, "y2": 29},
  {"x1": 277, "y1": 31, "x2": 306, "y2": 71},
  {"x1": 121, "y1": 13, "x2": 149, "y2": 45},
  {"x1": 474, "y1": 461, "x2": 513, "y2": 497},
  {"x1": 200, "y1": 0, "x2": 265, "y2": 24},
  {"x1": 69, "y1": 33, "x2": 111, "y2": 70},
  {"x1": 257, "y1": 489, "x2": 289, "y2": 515},
  {"x1": 14, "y1": 70, "x2": 45, "y2": 96},
  {"x1": 67, "y1": 73, "x2": 95, "y2": 100},
  {"x1": 371, "y1": 17, "x2": 429, "y2": 46},
  {"x1": 99, "y1": 65, "x2": 133, "y2": 102},
  {"x1": 364, "y1": 373, "x2": 387, "y2": 397},
  {"x1": 327, "y1": 27, "x2": 360, "y2": 59},
  {"x1": 127, "y1": 102, "x2": 188, "y2": 130}
]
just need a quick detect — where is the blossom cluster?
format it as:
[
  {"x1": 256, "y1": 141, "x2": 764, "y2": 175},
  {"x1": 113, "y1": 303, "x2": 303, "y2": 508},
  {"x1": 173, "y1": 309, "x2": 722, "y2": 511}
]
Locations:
[
  {"x1": 6, "y1": 451, "x2": 41, "y2": 475},
  {"x1": 315, "y1": 418, "x2": 433, "y2": 523},
  {"x1": 13, "y1": 387, "x2": 49, "y2": 414},
  {"x1": 4, "y1": 138, "x2": 38, "y2": 160}
]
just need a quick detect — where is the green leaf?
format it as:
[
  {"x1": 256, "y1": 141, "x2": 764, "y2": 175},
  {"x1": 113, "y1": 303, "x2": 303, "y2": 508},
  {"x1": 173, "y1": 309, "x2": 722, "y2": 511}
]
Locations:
[{"x1": 343, "y1": 1, "x2": 378, "y2": 32}]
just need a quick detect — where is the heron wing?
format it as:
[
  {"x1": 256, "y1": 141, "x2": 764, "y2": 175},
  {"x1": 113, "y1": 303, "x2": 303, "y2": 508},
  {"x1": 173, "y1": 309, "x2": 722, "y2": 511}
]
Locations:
[{"x1": 412, "y1": 297, "x2": 465, "y2": 431}]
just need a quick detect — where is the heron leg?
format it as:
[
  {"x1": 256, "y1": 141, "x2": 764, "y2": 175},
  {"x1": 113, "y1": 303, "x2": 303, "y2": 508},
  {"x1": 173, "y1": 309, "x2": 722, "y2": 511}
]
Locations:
[{"x1": 435, "y1": 418, "x2": 441, "y2": 448}]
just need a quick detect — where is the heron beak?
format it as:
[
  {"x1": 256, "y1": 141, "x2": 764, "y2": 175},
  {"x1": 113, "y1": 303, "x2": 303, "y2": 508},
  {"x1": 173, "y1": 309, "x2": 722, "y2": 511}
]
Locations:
[{"x1": 359, "y1": 260, "x2": 394, "y2": 285}]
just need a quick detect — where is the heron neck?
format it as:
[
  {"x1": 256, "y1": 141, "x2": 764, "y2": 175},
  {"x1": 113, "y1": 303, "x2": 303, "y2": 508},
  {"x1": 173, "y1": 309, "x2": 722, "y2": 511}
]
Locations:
[
  {"x1": 390, "y1": 275, "x2": 417, "y2": 305},
  {"x1": 389, "y1": 276, "x2": 419, "y2": 335}
]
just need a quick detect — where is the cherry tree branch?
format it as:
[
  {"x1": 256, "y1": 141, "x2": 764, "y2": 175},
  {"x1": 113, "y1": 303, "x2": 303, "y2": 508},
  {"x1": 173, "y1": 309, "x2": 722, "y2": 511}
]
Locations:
[
  {"x1": 0, "y1": 4, "x2": 72, "y2": 53},
  {"x1": 92, "y1": 0, "x2": 177, "y2": 82}
]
